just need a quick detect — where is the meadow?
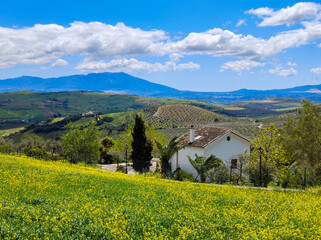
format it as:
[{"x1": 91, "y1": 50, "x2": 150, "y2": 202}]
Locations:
[{"x1": 1, "y1": 154, "x2": 321, "y2": 239}]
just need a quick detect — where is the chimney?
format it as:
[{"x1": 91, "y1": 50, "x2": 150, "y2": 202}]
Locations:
[{"x1": 189, "y1": 125, "x2": 195, "y2": 143}]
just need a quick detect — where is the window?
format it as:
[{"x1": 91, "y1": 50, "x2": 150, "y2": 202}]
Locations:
[{"x1": 227, "y1": 136, "x2": 231, "y2": 141}]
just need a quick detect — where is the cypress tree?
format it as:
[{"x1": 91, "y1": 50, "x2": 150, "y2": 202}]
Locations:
[{"x1": 131, "y1": 115, "x2": 153, "y2": 172}]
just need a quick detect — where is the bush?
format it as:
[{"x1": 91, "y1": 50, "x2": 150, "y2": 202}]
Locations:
[
  {"x1": 116, "y1": 165, "x2": 126, "y2": 173},
  {"x1": 246, "y1": 163, "x2": 274, "y2": 187},
  {"x1": 25, "y1": 148, "x2": 49, "y2": 159},
  {"x1": 173, "y1": 168, "x2": 195, "y2": 182},
  {"x1": 100, "y1": 154, "x2": 115, "y2": 164},
  {"x1": 0, "y1": 139, "x2": 14, "y2": 154},
  {"x1": 102, "y1": 117, "x2": 114, "y2": 123},
  {"x1": 208, "y1": 164, "x2": 229, "y2": 184}
]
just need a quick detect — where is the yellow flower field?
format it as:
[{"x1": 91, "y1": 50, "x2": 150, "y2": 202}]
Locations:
[{"x1": 0, "y1": 153, "x2": 321, "y2": 239}]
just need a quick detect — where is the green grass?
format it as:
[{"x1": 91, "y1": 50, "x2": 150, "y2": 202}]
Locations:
[
  {"x1": 0, "y1": 127, "x2": 24, "y2": 137},
  {"x1": 275, "y1": 107, "x2": 300, "y2": 112},
  {"x1": 49, "y1": 117, "x2": 65, "y2": 124},
  {"x1": 1, "y1": 154, "x2": 321, "y2": 239}
]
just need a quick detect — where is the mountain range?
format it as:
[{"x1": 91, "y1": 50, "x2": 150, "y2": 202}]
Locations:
[{"x1": 1, "y1": 72, "x2": 321, "y2": 104}]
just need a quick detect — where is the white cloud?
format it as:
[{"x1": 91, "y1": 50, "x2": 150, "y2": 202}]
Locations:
[
  {"x1": 169, "y1": 53, "x2": 183, "y2": 62},
  {"x1": 0, "y1": 21, "x2": 168, "y2": 69},
  {"x1": 269, "y1": 65, "x2": 297, "y2": 76},
  {"x1": 287, "y1": 61, "x2": 297, "y2": 66},
  {"x1": 169, "y1": 22, "x2": 321, "y2": 60},
  {"x1": 311, "y1": 67, "x2": 321, "y2": 74},
  {"x1": 236, "y1": 19, "x2": 246, "y2": 27},
  {"x1": 246, "y1": 7, "x2": 274, "y2": 17},
  {"x1": 1, "y1": 9, "x2": 321, "y2": 74},
  {"x1": 247, "y1": 2, "x2": 321, "y2": 27},
  {"x1": 221, "y1": 60, "x2": 265, "y2": 72},
  {"x1": 76, "y1": 58, "x2": 200, "y2": 73},
  {"x1": 51, "y1": 59, "x2": 69, "y2": 67}
]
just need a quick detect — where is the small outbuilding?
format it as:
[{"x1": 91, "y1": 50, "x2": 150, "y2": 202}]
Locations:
[{"x1": 169, "y1": 126, "x2": 251, "y2": 179}]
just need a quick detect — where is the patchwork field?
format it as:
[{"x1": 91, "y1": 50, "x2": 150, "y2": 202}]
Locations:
[{"x1": 1, "y1": 154, "x2": 321, "y2": 239}]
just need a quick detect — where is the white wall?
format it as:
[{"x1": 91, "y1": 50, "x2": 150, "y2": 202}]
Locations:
[
  {"x1": 170, "y1": 132, "x2": 250, "y2": 180},
  {"x1": 170, "y1": 146, "x2": 204, "y2": 178},
  {"x1": 204, "y1": 132, "x2": 250, "y2": 167}
]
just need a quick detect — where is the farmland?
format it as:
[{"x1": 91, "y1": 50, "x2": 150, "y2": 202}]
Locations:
[
  {"x1": 1, "y1": 154, "x2": 321, "y2": 239},
  {"x1": 4, "y1": 102, "x2": 295, "y2": 142}
]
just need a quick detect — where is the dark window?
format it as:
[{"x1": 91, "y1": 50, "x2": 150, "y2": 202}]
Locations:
[{"x1": 227, "y1": 136, "x2": 231, "y2": 141}]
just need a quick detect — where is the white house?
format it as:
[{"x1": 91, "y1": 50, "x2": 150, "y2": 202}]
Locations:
[{"x1": 169, "y1": 126, "x2": 251, "y2": 179}]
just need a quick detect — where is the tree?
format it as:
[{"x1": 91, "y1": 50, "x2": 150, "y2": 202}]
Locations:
[
  {"x1": 236, "y1": 150, "x2": 249, "y2": 185},
  {"x1": 155, "y1": 136, "x2": 185, "y2": 174},
  {"x1": 188, "y1": 154, "x2": 222, "y2": 182},
  {"x1": 44, "y1": 140, "x2": 63, "y2": 160},
  {"x1": 280, "y1": 100, "x2": 321, "y2": 184},
  {"x1": 62, "y1": 123, "x2": 100, "y2": 165},
  {"x1": 100, "y1": 136, "x2": 114, "y2": 164},
  {"x1": 249, "y1": 123, "x2": 289, "y2": 186},
  {"x1": 131, "y1": 115, "x2": 153, "y2": 173},
  {"x1": 0, "y1": 138, "x2": 14, "y2": 154},
  {"x1": 113, "y1": 123, "x2": 168, "y2": 153}
]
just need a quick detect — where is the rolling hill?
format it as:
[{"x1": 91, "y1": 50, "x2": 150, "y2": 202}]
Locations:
[
  {"x1": 1, "y1": 72, "x2": 321, "y2": 104},
  {"x1": 0, "y1": 90, "x2": 199, "y2": 128}
]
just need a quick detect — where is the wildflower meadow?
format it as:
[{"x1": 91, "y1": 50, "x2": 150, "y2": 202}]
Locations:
[{"x1": 1, "y1": 154, "x2": 321, "y2": 239}]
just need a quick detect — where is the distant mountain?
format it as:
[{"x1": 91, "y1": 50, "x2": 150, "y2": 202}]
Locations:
[
  {"x1": 1, "y1": 72, "x2": 321, "y2": 104},
  {"x1": 0, "y1": 72, "x2": 179, "y2": 96}
]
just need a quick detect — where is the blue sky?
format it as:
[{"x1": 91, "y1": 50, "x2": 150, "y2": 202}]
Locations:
[{"x1": 1, "y1": 0, "x2": 321, "y2": 91}]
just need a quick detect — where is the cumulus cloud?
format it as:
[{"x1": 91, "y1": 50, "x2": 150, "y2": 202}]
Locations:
[
  {"x1": 236, "y1": 19, "x2": 246, "y2": 27},
  {"x1": 1, "y1": 3, "x2": 321, "y2": 74},
  {"x1": 246, "y1": 7, "x2": 274, "y2": 17},
  {"x1": 269, "y1": 66, "x2": 297, "y2": 76},
  {"x1": 311, "y1": 67, "x2": 321, "y2": 74},
  {"x1": 247, "y1": 2, "x2": 321, "y2": 27},
  {"x1": 76, "y1": 58, "x2": 200, "y2": 73},
  {"x1": 51, "y1": 59, "x2": 69, "y2": 67},
  {"x1": 169, "y1": 22, "x2": 321, "y2": 61},
  {"x1": 287, "y1": 61, "x2": 297, "y2": 66},
  {"x1": 220, "y1": 60, "x2": 265, "y2": 72},
  {"x1": 0, "y1": 21, "x2": 168, "y2": 69}
]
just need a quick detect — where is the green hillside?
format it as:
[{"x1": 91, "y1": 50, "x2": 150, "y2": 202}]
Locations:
[
  {"x1": 0, "y1": 91, "x2": 198, "y2": 127},
  {"x1": 0, "y1": 154, "x2": 320, "y2": 239}
]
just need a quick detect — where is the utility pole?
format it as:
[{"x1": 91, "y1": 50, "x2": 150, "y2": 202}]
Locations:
[
  {"x1": 304, "y1": 167, "x2": 307, "y2": 189},
  {"x1": 125, "y1": 145, "x2": 128, "y2": 174},
  {"x1": 259, "y1": 147, "x2": 262, "y2": 187}
]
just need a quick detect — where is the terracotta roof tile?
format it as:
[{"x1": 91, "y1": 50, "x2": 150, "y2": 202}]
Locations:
[{"x1": 178, "y1": 126, "x2": 230, "y2": 148}]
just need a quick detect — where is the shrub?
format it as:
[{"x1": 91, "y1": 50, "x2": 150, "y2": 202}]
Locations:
[
  {"x1": 208, "y1": 164, "x2": 229, "y2": 184},
  {"x1": 0, "y1": 139, "x2": 14, "y2": 154},
  {"x1": 116, "y1": 165, "x2": 126, "y2": 173},
  {"x1": 25, "y1": 148, "x2": 49, "y2": 159},
  {"x1": 173, "y1": 168, "x2": 194, "y2": 182},
  {"x1": 102, "y1": 117, "x2": 114, "y2": 122},
  {"x1": 246, "y1": 163, "x2": 274, "y2": 187}
]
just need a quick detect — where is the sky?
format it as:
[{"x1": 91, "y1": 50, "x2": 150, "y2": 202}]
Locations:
[{"x1": 1, "y1": 0, "x2": 321, "y2": 91}]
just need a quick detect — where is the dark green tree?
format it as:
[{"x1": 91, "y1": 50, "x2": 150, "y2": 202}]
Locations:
[
  {"x1": 131, "y1": 115, "x2": 153, "y2": 173},
  {"x1": 99, "y1": 136, "x2": 114, "y2": 164}
]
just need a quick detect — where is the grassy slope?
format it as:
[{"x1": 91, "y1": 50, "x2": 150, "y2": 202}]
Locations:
[
  {"x1": 1, "y1": 154, "x2": 320, "y2": 239},
  {"x1": 0, "y1": 91, "x2": 199, "y2": 124}
]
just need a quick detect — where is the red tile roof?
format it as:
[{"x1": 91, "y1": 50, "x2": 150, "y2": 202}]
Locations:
[{"x1": 178, "y1": 126, "x2": 230, "y2": 148}]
